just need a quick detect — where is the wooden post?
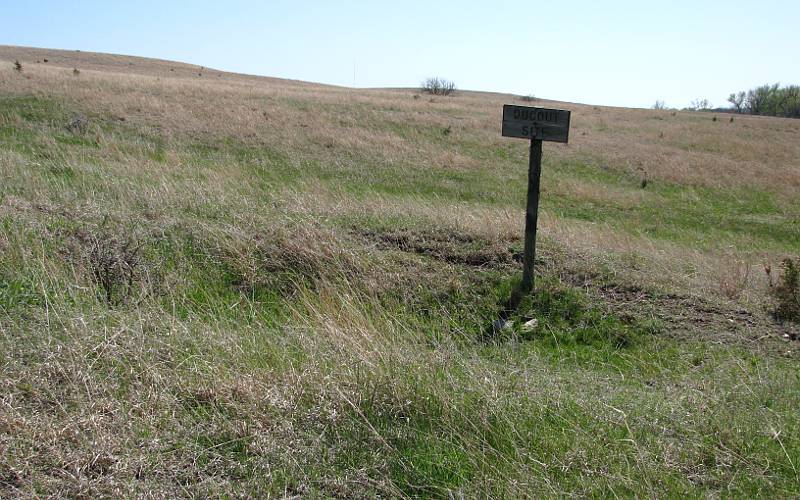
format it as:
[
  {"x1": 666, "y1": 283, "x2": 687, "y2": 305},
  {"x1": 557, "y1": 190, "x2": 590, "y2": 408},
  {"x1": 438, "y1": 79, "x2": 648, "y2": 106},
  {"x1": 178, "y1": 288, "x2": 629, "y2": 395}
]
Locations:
[
  {"x1": 520, "y1": 137, "x2": 543, "y2": 293},
  {"x1": 501, "y1": 104, "x2": 570, "y2": 298}
]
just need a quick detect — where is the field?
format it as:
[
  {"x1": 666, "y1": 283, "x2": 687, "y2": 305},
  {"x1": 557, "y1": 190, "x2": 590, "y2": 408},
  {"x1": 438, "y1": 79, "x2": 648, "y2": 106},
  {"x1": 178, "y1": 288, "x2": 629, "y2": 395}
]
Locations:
[{"x1": 1, "y1": 46, "x2": 799, "y2": 497}]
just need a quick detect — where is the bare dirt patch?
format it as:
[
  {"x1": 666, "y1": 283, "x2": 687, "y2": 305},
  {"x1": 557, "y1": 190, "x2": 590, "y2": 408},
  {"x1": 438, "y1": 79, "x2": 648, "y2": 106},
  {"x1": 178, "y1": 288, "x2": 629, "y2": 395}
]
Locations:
[
  {"x1": 355, "y1": 226, "x2": 519, "y2": 268},
  {"x1": 581, "y1": 277, "x2": 800, "y2": 350}
]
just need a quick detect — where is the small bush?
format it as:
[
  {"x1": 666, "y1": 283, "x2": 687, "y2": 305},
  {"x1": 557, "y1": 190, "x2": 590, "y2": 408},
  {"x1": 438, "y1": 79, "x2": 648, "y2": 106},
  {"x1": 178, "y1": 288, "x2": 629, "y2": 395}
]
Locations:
[
  {"x1": 521, "y1": 94, "x2": 535, "y2": 102},
  {"x1": 87, "y1": 232, "x2": 146, "y2": 305},
  {"x1": 66, "y1": 114, "x2": 89, "y2": 135},
  {"x1": 13, "y1": 60, "x2": 22, "y2": 72},
  {"x1": 766, "y1": 258, "x2": 800, "y2": 322},
  {"x1": 421, "y1": 77, "x2": 456, "y2": 96},
  {"x1": 62, "y1": 225, "x2": 152, "y2": 305}
]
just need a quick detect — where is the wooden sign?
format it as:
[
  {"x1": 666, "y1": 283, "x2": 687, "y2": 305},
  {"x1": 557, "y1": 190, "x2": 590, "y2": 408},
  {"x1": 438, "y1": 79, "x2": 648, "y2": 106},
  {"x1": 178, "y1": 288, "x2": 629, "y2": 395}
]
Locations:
[
  {"x1": 502, "y1": 105, "x2": 571, "y2": 143},
  {"x1": 501, "y1": 104, "x2": 571, "y2": 295}
]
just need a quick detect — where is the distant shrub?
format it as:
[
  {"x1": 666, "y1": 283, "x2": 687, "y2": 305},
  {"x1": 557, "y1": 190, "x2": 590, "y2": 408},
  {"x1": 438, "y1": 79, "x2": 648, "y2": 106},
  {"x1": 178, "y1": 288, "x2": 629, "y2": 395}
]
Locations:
[
  {"x1": 652, "y1": 100, "x2": 666, "y2": 110},
  {"x1": 766, "y1": 258, "x2": 800, "y2": 322},
  {"x1": 521, "y1": 94, "x2": 536, "y2": 102},
  {"x1": 13, "y1": 60, "x2": 22, "y2": 72},
  {"x1": 73, "y1": 68, "x2": 80, "y2": 76},
  {"x1": 421, "y1": 77, "x2": 456, "y2": 96}
]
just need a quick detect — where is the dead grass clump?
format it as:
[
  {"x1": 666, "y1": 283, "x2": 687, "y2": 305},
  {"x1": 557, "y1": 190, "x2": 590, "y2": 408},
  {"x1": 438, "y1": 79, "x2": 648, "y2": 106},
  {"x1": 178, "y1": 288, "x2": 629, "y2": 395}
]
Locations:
[
  {"x1": 766, "y1": 258, "x2": 800, "y2": 322},
  {"x1": 216, "y1": 225, "x2": 367, "y2": 295}
]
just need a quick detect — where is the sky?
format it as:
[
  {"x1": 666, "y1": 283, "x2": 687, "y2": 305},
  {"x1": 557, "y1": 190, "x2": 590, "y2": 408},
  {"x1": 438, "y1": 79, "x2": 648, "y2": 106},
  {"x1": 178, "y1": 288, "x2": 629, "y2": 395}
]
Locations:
[{"x1": 3, "y1": 0, "x2": 799, "y2": 109}]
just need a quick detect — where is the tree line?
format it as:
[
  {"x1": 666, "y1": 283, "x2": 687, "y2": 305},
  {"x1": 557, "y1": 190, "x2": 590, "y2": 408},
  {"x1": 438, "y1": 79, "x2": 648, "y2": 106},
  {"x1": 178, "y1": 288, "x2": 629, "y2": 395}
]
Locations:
[{"x1": 728, "y1": 83, "x2": 800, "y2": 118}]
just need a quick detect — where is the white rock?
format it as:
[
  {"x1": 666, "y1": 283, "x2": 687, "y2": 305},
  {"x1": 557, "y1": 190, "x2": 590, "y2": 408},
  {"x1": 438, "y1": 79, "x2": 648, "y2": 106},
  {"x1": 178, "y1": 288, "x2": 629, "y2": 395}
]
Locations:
[
  {"x1": 522, "y1": 318, "x2": 539, "y2": 332},
  {"x1": 492, "y1": 319, "x2": 514, "y2": 332}
]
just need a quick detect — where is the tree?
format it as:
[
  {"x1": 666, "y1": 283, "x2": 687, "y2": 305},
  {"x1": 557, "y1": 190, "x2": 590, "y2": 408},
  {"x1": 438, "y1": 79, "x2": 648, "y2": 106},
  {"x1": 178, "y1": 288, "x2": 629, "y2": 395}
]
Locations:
[
  {"x1": 751, "y1": 84, "x2": 784, "y2": 115},
  {"x1": 689, "y1": 98, "x2": 710, "y2": 111},
  {"x1": 727, "y1": 92, "x2": 745, "y2": 113},
  {"x1": 783, "y1": 85, "x2": 800, "y2": 118},
  {"x1": 652, "y1": 100, "x2": 666, "y2": 110},
  {"x1": 421, "y1": 77, "x2": 456, "y2": 96},
  {"x1": 727, "y1": 83, "x2": 800, "y2": 118}
]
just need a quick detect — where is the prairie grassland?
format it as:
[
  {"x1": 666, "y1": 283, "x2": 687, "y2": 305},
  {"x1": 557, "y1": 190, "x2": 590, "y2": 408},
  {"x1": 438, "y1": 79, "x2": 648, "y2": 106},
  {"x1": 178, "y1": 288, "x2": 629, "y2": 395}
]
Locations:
[{"x1": 1, "y1": 47, "x2": 800, "y2": 497}]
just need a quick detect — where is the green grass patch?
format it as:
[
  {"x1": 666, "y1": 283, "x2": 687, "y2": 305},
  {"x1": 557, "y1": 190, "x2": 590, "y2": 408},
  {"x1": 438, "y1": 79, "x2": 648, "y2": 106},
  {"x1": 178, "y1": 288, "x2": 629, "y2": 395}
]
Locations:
[
  {"x1": 0, "y1": 95, "x2": 67, "y2": 124},
  {"x1": 0, "y1": 276, "x2": 42, "y2": 311}
]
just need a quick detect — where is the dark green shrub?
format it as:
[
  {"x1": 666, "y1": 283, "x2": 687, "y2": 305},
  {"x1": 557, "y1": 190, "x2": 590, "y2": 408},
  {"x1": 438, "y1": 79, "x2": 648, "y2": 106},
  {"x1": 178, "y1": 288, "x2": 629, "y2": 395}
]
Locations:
[{"x1": 767, "y1": 258, "x2": 800, "y2": 322}]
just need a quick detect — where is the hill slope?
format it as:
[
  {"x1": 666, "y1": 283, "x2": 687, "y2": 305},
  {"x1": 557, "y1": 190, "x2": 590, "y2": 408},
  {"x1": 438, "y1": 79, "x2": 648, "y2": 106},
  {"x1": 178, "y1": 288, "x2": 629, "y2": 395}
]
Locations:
[{"x1": 1, "y1": 46, "x2": 799, "y2": 497}]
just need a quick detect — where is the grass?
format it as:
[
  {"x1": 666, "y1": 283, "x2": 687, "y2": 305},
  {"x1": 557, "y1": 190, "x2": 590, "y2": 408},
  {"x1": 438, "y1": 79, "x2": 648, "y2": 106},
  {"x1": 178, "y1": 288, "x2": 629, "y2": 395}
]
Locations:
[{"x1": 1, "y1": 46, "x2": 799, "y2": 497}]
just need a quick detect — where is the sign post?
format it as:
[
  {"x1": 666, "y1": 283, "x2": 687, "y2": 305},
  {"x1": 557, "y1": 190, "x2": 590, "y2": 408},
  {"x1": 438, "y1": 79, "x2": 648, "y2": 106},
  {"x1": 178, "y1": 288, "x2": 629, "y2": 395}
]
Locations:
[{"x1": 502, "y1": 104, "x2": 571, "y2": 294}]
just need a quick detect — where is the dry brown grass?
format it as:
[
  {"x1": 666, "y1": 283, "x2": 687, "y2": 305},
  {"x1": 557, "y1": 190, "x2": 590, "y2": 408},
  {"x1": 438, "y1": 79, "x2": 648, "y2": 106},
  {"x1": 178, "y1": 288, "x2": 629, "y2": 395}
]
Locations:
[{"x1": 4, "y1": 46, "x2": 798, "y2": 196}]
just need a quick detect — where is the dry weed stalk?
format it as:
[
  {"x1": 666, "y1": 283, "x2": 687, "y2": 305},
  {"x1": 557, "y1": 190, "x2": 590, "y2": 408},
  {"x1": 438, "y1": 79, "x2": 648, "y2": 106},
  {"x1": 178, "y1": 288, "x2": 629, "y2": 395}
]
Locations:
[{"x1": 718, "y1": 256, "x2": 752, "y2": 300}]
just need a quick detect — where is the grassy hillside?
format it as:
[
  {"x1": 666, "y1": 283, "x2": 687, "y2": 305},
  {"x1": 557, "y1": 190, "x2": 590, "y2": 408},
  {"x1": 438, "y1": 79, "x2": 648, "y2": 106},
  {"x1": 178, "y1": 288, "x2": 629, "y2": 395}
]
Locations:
[{"x1": 1, "y1": 46, "x2": 799, "y2": 497}]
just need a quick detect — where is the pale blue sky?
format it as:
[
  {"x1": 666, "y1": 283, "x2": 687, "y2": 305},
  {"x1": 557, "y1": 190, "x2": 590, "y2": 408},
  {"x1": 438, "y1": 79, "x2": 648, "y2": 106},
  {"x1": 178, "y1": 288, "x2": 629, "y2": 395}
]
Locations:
[{"x1": 4, "y1": 1, "x2": 799, "y2": 108}]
